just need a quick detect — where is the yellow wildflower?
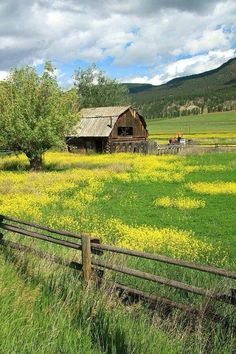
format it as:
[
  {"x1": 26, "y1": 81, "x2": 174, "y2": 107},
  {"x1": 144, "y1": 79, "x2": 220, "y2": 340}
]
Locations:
[
  {"x1": 154, "y1": 196, "x2": 205, "y2": 209},
  {"x1": 186, "y1": 182, "x2": 236, "y2": 194}
]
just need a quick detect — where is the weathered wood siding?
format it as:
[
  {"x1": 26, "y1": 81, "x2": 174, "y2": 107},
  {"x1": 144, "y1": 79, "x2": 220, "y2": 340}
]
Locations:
[{"x1": 110, "y1": 109, "x2": 147, "y2": 141}]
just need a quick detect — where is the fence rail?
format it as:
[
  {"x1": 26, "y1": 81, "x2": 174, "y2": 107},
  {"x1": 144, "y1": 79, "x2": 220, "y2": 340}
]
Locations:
[
  {"x1": 0, "y1": 149, "x2": 13, "y2": 156},
  {"x1": 89, "y1": 242, "x2": 236, "y2": 279},
  {"x1": 0, "y1": 214, "x2": 235, "y2": 327}
]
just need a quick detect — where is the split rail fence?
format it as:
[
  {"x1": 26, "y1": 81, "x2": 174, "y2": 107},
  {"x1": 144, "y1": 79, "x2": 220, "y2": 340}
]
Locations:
[
  {"x1": 0, "y1": 149, "x2": 13, "y2": 156},
  {"x1": 0, "y1": 214, "x2": 235, "y2": 328}
]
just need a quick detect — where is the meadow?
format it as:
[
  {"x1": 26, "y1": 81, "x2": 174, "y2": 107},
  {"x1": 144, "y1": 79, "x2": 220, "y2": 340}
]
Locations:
[
  {"x1": 0, "y1": 151, "x2": 236, "y2": 353},
  {"x1": 147, "y1": 111, "x2": 236, "y2": 145}
]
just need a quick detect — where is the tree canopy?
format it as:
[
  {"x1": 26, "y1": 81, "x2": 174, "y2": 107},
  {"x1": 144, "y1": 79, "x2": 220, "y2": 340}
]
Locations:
[
  {"x1": 0, "y1": 62, "x2": 78, "y2": 170},
  {"x1": 74, "y1": 64, "x2": 130, "y2": 108}
]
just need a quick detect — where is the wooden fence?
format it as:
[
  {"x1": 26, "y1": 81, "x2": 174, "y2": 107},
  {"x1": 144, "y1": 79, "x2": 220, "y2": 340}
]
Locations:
[
  {"x1": 0, "y1": 215, "x2": 235, "y2": 328},
  {"x1": 109, "y1": 140, "x2": 183, "y2": 155},
  {"x1": 0, "y1": 149, "x2": 13, "y2": 156},
  {"x1": 147, "y1": 141, "x2": 183, "y2": 155}
]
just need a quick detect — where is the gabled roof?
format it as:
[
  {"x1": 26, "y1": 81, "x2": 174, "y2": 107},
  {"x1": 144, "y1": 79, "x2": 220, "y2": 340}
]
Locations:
[
  {"x1": 69, "y1": 106, "x2": 132, "y2": 138},
  {"x1": 80, "y1": 106, "x2": 131, "y2": 119}
]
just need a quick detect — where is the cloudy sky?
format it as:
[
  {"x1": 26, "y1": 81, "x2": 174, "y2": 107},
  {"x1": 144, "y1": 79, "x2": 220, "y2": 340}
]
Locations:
[{"x1": 0, "y1": 0, "x2": 236, "y2": 86}]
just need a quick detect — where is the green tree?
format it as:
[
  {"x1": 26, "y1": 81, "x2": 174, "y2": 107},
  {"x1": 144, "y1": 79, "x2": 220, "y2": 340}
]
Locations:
[
  {"x1": 0, "y1": 62, "x2": 78, "y2": 170},
  {"x1": 74, "y1": 64, "x2": 130, "y2": 108}
]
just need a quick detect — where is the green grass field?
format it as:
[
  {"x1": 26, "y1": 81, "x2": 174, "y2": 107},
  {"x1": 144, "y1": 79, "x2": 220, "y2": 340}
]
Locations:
[
  {"x1": 0, "y1": 151, "x2": 235, "y2": 353},
  {"x1": 147, "y1": 111, "x2": 236, "y2": 145}
]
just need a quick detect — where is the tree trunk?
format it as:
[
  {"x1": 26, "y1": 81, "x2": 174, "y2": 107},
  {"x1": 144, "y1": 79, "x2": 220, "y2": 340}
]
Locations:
[{"x1": 29, "y1": 155, "x2": 43, "y2": 171}]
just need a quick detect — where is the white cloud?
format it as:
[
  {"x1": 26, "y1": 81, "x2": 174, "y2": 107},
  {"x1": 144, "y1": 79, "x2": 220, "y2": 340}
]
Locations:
[
  {"x1": 110, "y1": 3, "x2": 236, "y2": 67},
  {"x1": 0, "y1": 71, "x2": 8, "y2": 80},
  {"x1": 185, "y1": 28, "x2": 231, "y2": 54},
  {"x1": 0, "y1": 0, "x2": 235, "y2": 85},
  {"x1": 166, "y1": 49, "x2": 236, "y2": 78},
  {"x1": 124, "y1": 48, "x2": 236, "y2": 85},
  {"x1": 123, "y1": 74, "x2": 164, "y2": 85}
]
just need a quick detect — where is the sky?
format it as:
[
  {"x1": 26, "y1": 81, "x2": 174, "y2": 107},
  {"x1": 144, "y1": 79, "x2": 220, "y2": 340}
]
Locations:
[{"x1": 0, "y1": 0, "x2": 236, "y2": 87}]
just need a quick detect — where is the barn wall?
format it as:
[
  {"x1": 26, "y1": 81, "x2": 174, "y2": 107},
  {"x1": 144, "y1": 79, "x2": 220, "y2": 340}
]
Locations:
[{"x1": 110, "y1": 109, "x2": 147, "y2": 140}]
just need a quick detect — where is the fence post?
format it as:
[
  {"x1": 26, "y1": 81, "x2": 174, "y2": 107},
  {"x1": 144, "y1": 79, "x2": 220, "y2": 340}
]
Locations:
[
  {"x1": 0, "y1": 215, "x2": 3, "y2": 240},
  {"x1": 81, "y1": 235, "x2": 91, "y2": 284}
]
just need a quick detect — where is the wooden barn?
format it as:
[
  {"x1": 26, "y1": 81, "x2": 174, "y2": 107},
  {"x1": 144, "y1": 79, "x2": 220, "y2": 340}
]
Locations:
[{"x1": 66, "y1": 106, "x2": 148, "y2": 153}]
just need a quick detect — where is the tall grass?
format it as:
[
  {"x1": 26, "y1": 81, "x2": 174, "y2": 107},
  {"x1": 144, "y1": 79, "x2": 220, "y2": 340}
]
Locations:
[{"x1": 0, "y1": 247, "x2": 235, "y2": 354}]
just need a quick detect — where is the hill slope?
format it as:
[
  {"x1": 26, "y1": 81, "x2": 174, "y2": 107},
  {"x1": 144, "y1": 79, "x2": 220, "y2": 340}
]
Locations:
[{"x1": 126, "y1": 58, "x2": 236, "y2": 118}]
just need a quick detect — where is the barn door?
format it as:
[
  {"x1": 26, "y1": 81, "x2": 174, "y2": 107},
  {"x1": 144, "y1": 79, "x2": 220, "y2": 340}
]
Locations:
[{"x1": 95, "y1": 139, "x2": 103, "y2": 153}]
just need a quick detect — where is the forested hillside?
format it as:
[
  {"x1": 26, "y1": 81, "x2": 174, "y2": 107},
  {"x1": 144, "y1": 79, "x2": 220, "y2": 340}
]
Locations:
[{"x1": 125, "y1": 58, "x2": 236, "y2": 118}]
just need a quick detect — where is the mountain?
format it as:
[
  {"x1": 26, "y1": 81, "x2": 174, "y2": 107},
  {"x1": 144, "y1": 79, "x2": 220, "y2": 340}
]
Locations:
[{"x1": 125, "y1": 58, "x2": 236, "y2": 118}]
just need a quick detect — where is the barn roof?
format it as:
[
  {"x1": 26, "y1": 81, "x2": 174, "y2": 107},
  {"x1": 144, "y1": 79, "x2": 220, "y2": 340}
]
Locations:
[
  {"x1": 73, "y1": 116, "x2": 118, "y2": 137},
  {"x1": 80, "y1": 106, "x2": 131, "y2": 118},
  {"x1": 69, "y1": 106, "x2": 132, "y2": 138}
]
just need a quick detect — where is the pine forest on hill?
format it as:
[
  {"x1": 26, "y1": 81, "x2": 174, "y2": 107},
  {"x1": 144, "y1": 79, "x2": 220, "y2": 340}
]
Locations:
[{"x1": 125, "y1": 58, "x2": 236, "y2": 118}]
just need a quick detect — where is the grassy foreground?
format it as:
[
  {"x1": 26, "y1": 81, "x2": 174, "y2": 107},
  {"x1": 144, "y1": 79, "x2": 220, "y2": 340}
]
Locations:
[
  {"x1": 147, "y1": 111, "x2": 236, "y2": 145},
  {"x1": 0, "y1": 151, "x2": 236, "y2": 353}
]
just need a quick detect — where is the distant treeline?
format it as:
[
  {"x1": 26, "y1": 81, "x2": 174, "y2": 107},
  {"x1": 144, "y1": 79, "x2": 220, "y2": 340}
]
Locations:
[{"x1": 136, "y1": 90, "x2": 236, "y2": 119}]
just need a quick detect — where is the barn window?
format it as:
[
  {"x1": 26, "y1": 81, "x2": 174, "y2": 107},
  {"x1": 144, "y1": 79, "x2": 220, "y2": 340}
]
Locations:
[{"x1": 118, "y1": 127, "x2": 133, "y2": 136}]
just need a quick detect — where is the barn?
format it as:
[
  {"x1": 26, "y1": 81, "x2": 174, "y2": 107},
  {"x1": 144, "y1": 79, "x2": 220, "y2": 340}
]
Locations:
[{"x1": 66, "y1": 106, "x2": 148, "y2": 153}]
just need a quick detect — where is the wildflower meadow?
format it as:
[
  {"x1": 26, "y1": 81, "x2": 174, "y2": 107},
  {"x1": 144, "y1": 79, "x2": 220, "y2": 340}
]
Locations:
[
  {"x1": 0, "y1": 151, "x2": 235, "y2": 353},
  {"x1": 0, "y1": 151, "x2": 235, "y2": 263}
]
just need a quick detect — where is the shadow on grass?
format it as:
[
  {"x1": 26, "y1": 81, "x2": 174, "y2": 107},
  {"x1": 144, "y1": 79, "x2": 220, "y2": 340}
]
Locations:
[
  {"x1": 0, "y1": 160, "x2": 29, "y2": 171},
  {"x1": 0, "y1": 159, "x2": 132, "y2": 173},
  {"x1": 44, "y1": 162, "x2": 111, "y2": 172},
  {"x1": 0, "y1": 159, "x2": 112, "y2": 172}
]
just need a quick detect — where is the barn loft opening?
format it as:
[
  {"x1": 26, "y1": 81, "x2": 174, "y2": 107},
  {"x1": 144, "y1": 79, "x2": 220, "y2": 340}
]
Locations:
[{"x1": 118, "y1": 127, "x2": 133, "y2": 136}]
